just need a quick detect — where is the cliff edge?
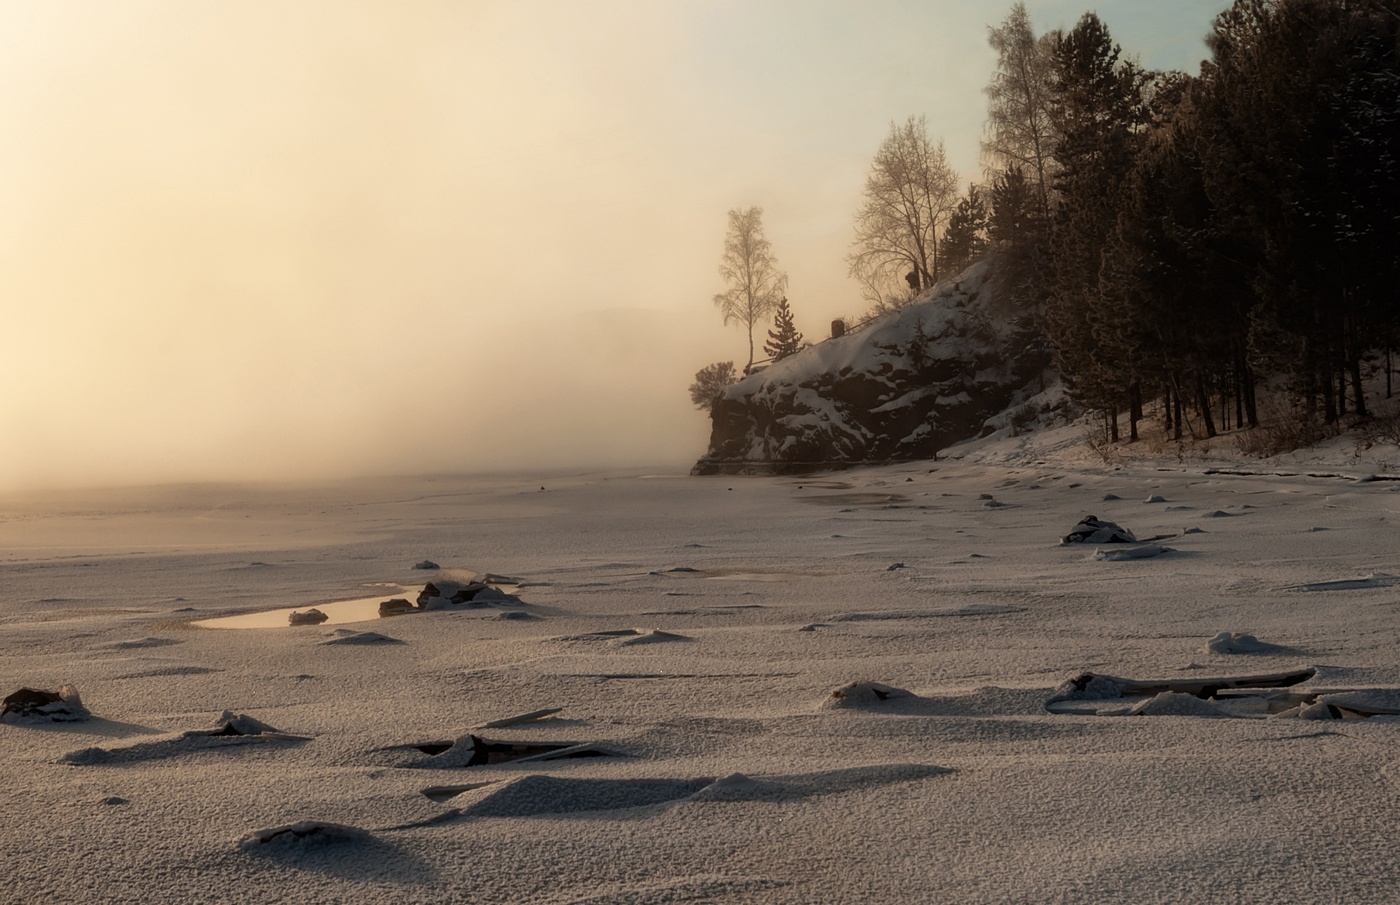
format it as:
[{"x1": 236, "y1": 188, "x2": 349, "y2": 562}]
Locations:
[{"x1": 692, "y1": 255, "x2": 1052, "y2": 475}]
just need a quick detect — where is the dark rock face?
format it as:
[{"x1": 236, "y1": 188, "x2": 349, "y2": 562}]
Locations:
[
  {"x1": 2, "y1": 685, "x2": 90, "y2": 722},
  {"x1": 693, "y1": 257, "x2": 1050, "y2": 475}
]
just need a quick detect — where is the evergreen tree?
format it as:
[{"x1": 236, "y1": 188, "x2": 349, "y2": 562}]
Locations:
[
  {"x1": 1200, "y1": 0, "x2": 1400, "y2": 421},
  {"x1": 1041, "y1": 12, "x2": 1154, "y2": 438},
  {"x1": 988, "y1": 165, "x2": 1039, "y2": 247},
  {"x1": 941, "y1": 185, "x2": 990, "y2": 275},
  {"x1": 763, "y1": 297, "x2": 804, "y2": 362}
]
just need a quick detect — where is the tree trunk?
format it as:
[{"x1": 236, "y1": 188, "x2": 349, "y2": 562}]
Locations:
[
  {"x1": 1172, "y1": 373, "x2": 1184, "y2": 441},
  {"x1": 1196, "y1": 374, "x2": 1217, "y2": 438},
  {"x1": 1241, "y1": 352, "x2": 1258, "y2": 428},
  {"x1": 1219, "y1": 374, "x2": 1229, "y2": 433},
  {"x1": 1128, "y1": 383, "x2": 1141, "y2": 442},
  {"x1": 1349, "y1": 356, "x2": 1367, "y2": 418},
  {"x1": 1320, "y1": 365, "x2": 1337, "y2": 424}
]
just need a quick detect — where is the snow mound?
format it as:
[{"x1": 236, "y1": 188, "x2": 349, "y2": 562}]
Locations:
[
  {"x1": 320, "y1": 629, "x2": 403, "y2": 645},
  {"x1": 614, "y1": 629, "x2": 691, "y2": 646},
  {"x1": 689, "y1": 764, "x2": 950, "y2": 803},
  {"x1": 238, "y1": 821, "x2": 372, "y2": 850},
  {"x1": 62, "y1": 711, "x2": 307, "y2": 764},
  {"x1": 1093, "y1": 544, "x2": 1173, "y2": 561},
  {"x1": 453, "y1": 775, "x2": 714, "y2": 818},
  {"x1": 823, "y1": 681, "x2": 914, "y2": 709},
  {"x1": 1203, "y1": 632, "x2": 1280, "y2": 654},
  {"x1": 1283, "y1": 572, "x2": 1400, "y2": 592}
]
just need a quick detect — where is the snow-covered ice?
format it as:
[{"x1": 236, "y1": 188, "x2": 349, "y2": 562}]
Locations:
[{"x1": 3, "y1": 440, "x2": 1400, "y2": 903}]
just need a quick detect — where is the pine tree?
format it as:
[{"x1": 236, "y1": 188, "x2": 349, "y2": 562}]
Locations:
[
  {"x1": 941, "y1": 185, "x2": 990, "y2": 275},
  {"x1": 1200, "y1": 0, "x2": 1400, "y2": 422},
  {"x1": 1041, "y1": 12, "x2": 1153, "y2": 437},
  {"x1": 988, "y1": 165, "x2": 1038, "y2": 247},
  {"x1": 763, "y1": 297, "x2": 804, "y2": 362}
]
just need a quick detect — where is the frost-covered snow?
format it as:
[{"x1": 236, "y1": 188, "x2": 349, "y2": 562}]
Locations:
[{"x1": 3, "y1": 436, "x2": 1400, "y2": 903}]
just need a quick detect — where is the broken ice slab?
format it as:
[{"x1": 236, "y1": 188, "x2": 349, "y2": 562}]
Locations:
[
  {"x1": 407, "y1": 734, "x2": 620, "y2": 767},
  {"x1": 1047, "y1": 667, "x2": 1316, "y2": 710}
]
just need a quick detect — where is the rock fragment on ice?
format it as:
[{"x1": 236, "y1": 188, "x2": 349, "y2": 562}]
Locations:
[
  {"x1": 378, "y1": 598, "x2": 416, "y2": 617},
  {"x1": 417, "y1": 580, "x2": 522, "y2": 610},
  {"x1": 288, "y1": 608, "x2": 328, "y2": 626},
  {"x1": 413, "y1": 560, "x2": 440, "y2": 570},
  {"x1": 1048, "y1": 674, "x2": 1125, "y2": 703},
  {"x1": 1061, "y1": 515, "x2": 1136, "y2": 545},
  {"x1": 1, "y1": 685, "x2": 90, "y2": 723}
]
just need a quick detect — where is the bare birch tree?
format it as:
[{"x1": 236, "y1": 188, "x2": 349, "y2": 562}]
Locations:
[
  {"x1": 983, "y1": 2, "x2": 1060, "y2": 220},
  {"x1": 847, "y1": 116, "x2": 959, "y2": 312},
  {"x1": 713, "y1": 206, "x2": 788, "y2": 373}
]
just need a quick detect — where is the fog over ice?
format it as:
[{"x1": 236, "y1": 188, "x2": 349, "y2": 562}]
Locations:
[{"x1": 0, "y1": 0, "x2": 1229, "y2": 490}]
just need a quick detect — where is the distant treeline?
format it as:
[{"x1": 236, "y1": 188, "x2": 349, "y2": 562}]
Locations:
[{"x1": 945, "y1": 0, "x2": 1400, "y2": 441}]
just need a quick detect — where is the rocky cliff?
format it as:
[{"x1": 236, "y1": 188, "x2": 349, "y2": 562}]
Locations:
[{"x1": 692, "y1": 255, "x2": 1052, "y2": 475}]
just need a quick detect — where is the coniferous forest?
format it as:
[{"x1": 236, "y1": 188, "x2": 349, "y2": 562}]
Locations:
[
  {"x1": 985, "y1": 0, "x2": 1400, "y2": 444},
  {"x1": 701, "y1": 0, "x2": 1399, "y2": 454}
]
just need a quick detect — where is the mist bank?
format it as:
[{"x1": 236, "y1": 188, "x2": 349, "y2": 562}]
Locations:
[{"x1": 0, "y1": 306, "x2": 723, "y2": 492}]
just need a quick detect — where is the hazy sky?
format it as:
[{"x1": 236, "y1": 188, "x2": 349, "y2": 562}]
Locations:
[{"x1": 0, "y1": 0, "x2": 1232, "y2": 489}]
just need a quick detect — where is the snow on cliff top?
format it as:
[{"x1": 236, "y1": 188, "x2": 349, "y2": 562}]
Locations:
[{"x1": 726, "y1": 260, "x2": 996, "y2": 397}]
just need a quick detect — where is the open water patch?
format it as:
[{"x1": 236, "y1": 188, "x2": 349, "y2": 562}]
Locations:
[{"x1": 193, "y1": 592, "x2": 409, "y2": 629}]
